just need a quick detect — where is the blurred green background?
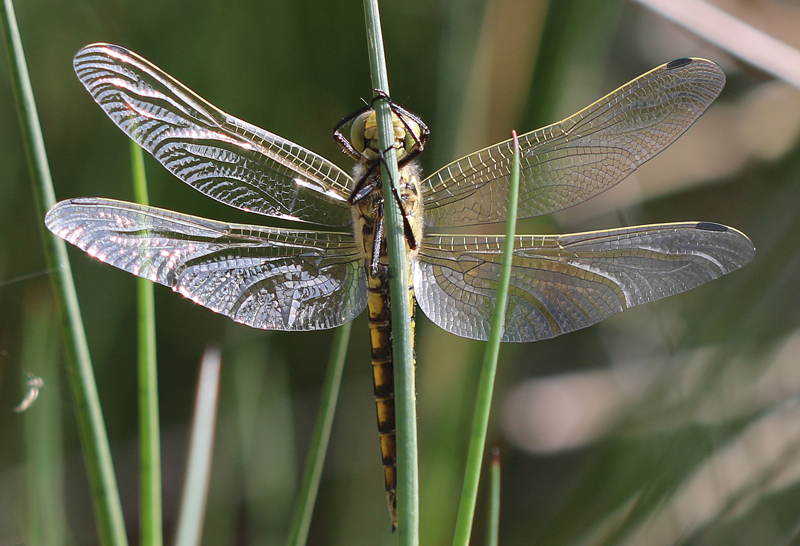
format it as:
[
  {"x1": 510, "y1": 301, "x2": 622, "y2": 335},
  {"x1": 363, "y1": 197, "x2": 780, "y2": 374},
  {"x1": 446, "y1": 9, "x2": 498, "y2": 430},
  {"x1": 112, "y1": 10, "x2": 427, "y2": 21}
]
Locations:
[{"x1": 3, "y1": 0, "x2": 800, "y2": 544}]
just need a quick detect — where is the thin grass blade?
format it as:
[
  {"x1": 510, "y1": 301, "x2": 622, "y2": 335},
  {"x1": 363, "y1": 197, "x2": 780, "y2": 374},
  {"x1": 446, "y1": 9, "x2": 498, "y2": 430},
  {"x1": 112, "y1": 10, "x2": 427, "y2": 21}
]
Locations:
[
  {"x1": 287, "y1": 322, "x2": 352, "y2": 546},
  {"x1": 362, "y1": 1, "x2": 419, "y2": 542},
  {"x1": 452, "y1": 131, "x2": 520, "y2": 546},
  {"x1": 174, "y1": 346, "x2": 222, "y2": 546},
  {"x1": 632, "y1": 0, "x2": 800, "y2": 89},
  {"x1": 131, "y1": 141, "x2": 163, "y2": 546},
  {"x1": 1, "y1": 2, "x2": 128, "y2": 544}
]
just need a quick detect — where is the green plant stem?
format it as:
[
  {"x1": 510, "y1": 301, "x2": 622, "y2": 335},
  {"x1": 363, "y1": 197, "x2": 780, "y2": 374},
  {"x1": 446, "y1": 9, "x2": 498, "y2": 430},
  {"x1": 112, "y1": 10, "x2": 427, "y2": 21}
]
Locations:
[
  {"x1": 175, "y1": 346, "x2": 222, "y2": 546},
  {"x1": 452, "y1": 132, "x2": 520, "y2": 546},
  {"x1": 131, "y1": 142, "x2": 162, "y2": 546},
  {"x1": 362, "y1": 1, "x2": 419, "y2": 542},
  {"x1": 287, "y1": 322, "x2": 352, "y2": 546},
  {"x1": 486, "y1": 449, "x2": 501, "y2": 546},
  {"x1": 1, "y1": 2, "x2": 128, "y2": 545}
]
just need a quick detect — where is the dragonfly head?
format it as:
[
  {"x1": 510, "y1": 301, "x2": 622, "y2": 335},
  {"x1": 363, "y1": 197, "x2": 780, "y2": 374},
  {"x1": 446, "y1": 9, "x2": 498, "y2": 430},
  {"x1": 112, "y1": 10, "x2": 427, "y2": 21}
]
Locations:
[{"x1": 350, "y1": 109, "x2": 424, "y2": 164}]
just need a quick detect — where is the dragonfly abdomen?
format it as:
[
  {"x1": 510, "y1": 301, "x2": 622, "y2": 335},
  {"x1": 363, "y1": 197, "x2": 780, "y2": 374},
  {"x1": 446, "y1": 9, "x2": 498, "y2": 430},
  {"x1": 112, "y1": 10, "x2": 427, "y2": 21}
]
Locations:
[
  {"x1": 367, "y1": 272, "x2": 398, "y2": 527},
  {"x1": 367, "y1": 268, "x2": 417, "y2": 530}
]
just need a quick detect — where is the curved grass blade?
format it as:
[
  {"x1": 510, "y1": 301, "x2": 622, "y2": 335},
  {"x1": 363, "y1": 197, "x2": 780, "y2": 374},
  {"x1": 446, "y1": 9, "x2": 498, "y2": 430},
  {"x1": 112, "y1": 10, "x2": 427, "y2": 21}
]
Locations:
[
  {"x1": 287, "y1": 322, "x2": 352, "y2": 546},
  {"x1": 452, "y1": 131, "x2": 521, "y2": 546},
  {"x1": 0, "y1": 1, "x2": 128, "y2": 544},
  {"x1": 632, "y1": 0, "x2": 800, "y2": 89}
]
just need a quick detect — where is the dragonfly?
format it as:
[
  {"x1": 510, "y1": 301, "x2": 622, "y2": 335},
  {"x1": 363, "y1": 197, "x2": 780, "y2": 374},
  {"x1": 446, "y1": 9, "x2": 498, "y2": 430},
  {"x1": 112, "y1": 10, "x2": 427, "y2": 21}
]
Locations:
[{"x1": 45, "y1": 44, "x2": 755, "y2": 528}]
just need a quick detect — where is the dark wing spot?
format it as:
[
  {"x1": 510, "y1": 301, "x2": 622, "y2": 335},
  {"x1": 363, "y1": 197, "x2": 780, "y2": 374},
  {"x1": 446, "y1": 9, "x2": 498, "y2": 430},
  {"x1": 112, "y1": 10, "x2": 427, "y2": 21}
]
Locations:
[
  {"x1": 695, "y1": 222, "x2": 728, "y2": 232},
  {"x1": 666, "y1": 58, "x2": 693, "y2": 70}
]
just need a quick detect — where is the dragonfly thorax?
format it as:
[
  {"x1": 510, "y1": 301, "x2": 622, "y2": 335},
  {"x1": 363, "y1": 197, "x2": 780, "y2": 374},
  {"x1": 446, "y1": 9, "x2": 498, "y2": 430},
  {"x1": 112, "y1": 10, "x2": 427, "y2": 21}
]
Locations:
[
  {"x1": 351, "y1": 161, "x2": 423, "y2": 277},
  {"x1": 350, "y1": 109, "x2": 424, "y2": 164}
]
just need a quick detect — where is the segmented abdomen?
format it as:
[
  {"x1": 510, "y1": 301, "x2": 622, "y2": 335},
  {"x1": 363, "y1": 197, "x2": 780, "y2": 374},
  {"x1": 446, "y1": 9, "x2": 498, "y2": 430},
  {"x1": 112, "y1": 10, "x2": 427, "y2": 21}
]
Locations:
[{"x1": 367, "y1": 267, "x2": 416, "y2": 530}]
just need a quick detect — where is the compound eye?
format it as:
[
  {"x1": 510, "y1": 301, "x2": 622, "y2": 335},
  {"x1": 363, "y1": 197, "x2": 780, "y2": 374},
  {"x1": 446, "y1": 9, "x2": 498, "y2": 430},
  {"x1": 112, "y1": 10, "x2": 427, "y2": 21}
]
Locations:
[
  {"x1": 350, "y1": 111, "x2": 371, "y2": 154},
  {"x1": 403, "y1": 118, "x2": 422, "y2": 155}
]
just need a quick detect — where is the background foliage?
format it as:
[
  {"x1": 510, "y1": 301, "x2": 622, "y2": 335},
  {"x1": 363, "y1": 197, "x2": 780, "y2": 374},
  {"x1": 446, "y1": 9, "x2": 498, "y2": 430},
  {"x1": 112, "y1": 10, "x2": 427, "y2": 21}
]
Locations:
[{"x1": 2, "y1": 0, "x2": 800, "y2": 544}]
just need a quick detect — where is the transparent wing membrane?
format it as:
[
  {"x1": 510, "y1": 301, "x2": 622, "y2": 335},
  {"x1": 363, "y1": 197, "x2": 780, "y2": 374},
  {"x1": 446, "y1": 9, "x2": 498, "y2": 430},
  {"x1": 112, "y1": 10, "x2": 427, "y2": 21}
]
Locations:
[
  {"x1": 46, "y1": 198, "x2": 367, "y2": 330},
  {"x1": 53, "y1": 45, "x2": 755, "y2": 344},
  {"x1": 422, "y1": 58, "x2": 726, "y2": 227},
  {"x1": 73, "y1": 44, "x2": 353, "y2": 226},
  {"x1": 414, "y1": 223, "x2": 754, "y2": 342}
]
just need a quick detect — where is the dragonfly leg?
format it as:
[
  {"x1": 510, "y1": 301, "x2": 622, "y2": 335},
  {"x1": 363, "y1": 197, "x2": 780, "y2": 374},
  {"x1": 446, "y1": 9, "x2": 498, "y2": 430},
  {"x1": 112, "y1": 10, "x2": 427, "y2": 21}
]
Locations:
[
  {"x1": 371, "y1": 210, "x2": 385, "y2": 278},
  {"x1": 332, "y1": 100, "x2": 372, "y2": 162},
  {"x1": 374, "y1": 150, "x2": 419, "y2": 250},
  {"x1": 348, "y1": 160, "x2": 380, "y2": 204}
]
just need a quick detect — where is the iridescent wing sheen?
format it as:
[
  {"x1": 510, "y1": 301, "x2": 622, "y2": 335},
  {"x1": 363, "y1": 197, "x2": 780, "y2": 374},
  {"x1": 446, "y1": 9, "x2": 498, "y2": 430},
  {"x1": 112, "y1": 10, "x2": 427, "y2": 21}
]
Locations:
[
  {"x1": 422, "y1": 58, "x2": 725, "y2": 227},
  {"x1": 45, "y1": 198, "x2": 367, "y2": 330},
  {"x1": 73, "y1": 44, "x2": 353, "y2": 226},
  {"x1": 413, "y1": 222, "x2": 754, "y2": 342}
]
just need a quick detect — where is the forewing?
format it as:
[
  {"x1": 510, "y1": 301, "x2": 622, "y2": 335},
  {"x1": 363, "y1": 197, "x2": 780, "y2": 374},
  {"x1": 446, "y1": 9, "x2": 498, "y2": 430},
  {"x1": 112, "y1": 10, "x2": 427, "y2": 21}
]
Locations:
[
  {"x1": 45, "y1": 198, "x2": 367, "y2": 330},
  {"x1": 422, "y1": 58, "x2": 725, "y2": 227},
  {"x1": 74, "y1": 44, "x2": 353, "y2": 226},
  {"x1": 414, "y1": 222, "x2": 754, "y2": 342}
]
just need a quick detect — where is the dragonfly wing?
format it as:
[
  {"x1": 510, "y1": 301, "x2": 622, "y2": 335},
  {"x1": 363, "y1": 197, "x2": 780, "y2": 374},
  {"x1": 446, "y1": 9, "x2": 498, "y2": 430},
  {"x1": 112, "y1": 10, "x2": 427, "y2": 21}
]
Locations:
[
  {"x1": 74, "y1": 44, "x2": 353, "y2": 226},
  {"x1": 414, "y1": 222, "x2": 754, "y2": 342},
  {"x1": 46, "y1": 198, "x2": 367, "y2": 330},
  {"x1": 422, "y1": 58, "x2": 725, "y2": 227}
]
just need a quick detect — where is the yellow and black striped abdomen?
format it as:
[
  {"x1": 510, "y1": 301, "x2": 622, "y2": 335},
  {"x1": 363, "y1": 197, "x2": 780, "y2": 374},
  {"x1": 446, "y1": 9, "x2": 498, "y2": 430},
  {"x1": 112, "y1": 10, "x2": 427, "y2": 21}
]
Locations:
[
  {"x1": 352, "y1": 160, "x2": 423, "y2": 529},
  {"x1": 367, "y1": 262, "x2": 416, "y2": 529}
]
